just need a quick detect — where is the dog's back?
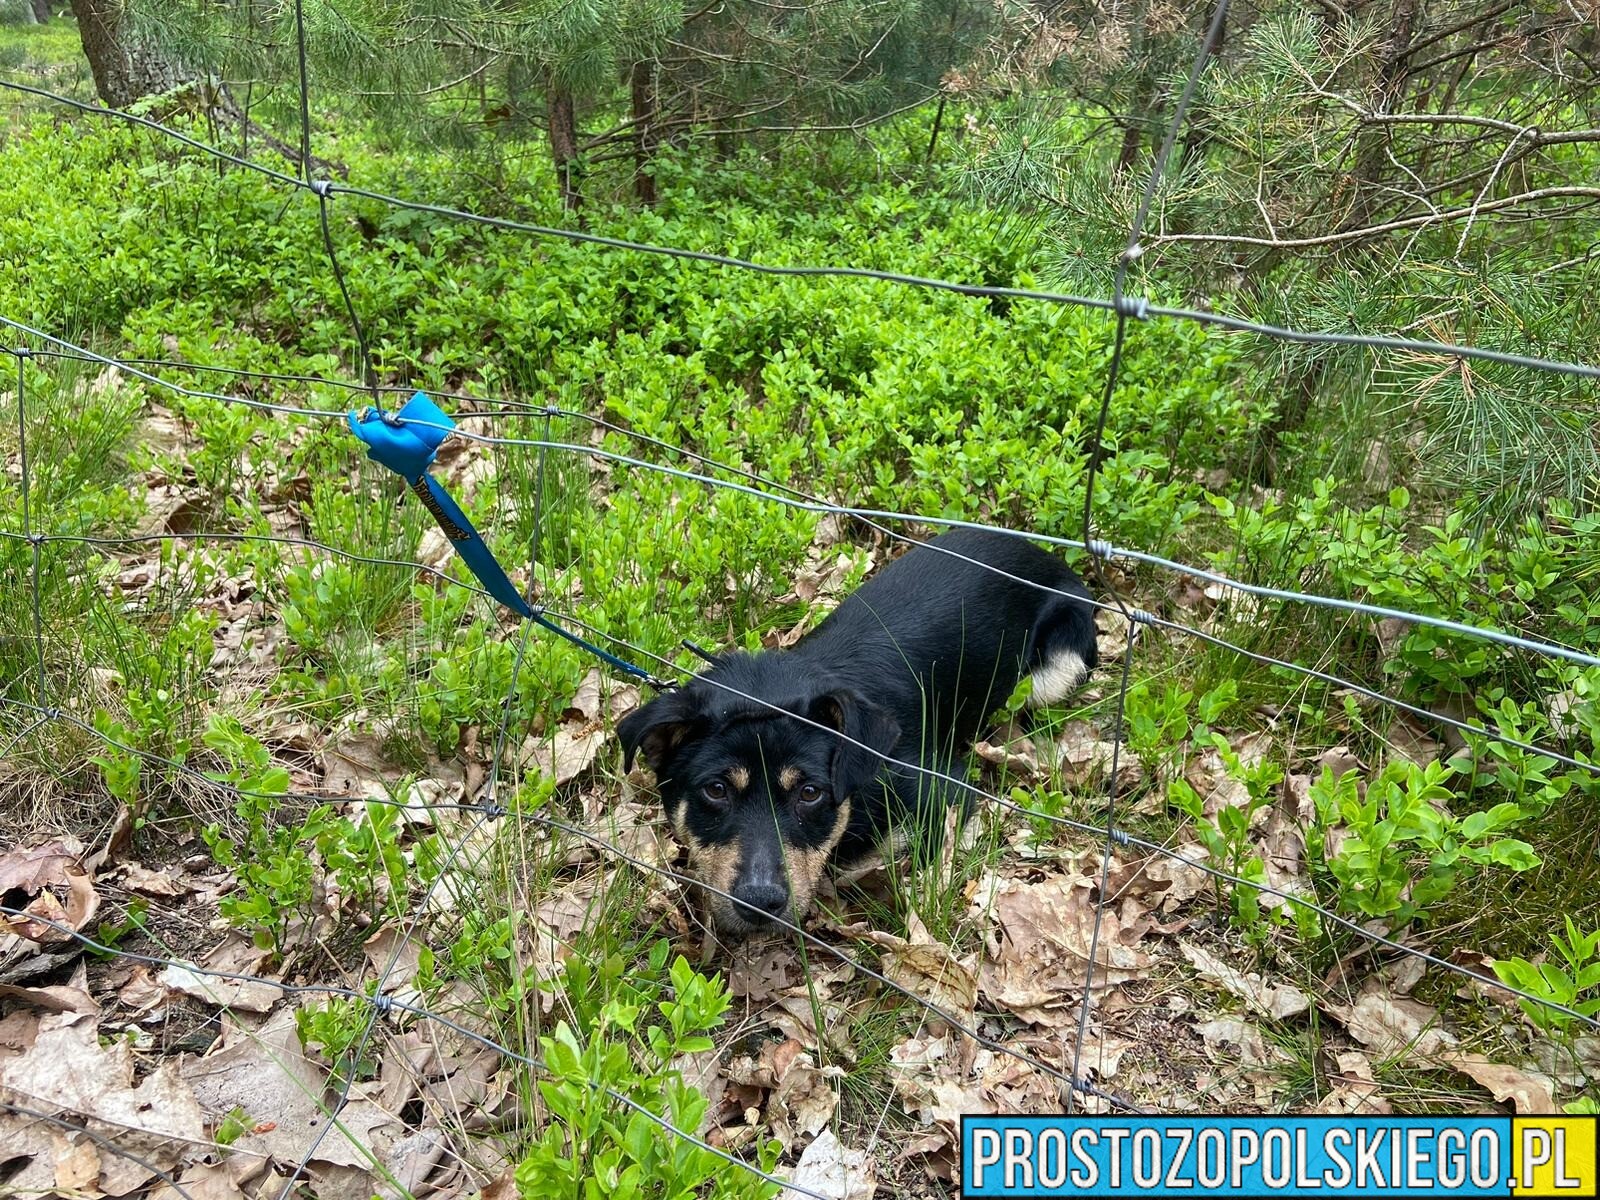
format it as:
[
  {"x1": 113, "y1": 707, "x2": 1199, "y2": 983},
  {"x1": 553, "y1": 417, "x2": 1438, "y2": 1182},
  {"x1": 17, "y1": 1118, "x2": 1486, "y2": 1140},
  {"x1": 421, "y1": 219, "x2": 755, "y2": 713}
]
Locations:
[{"x1": 794, "y1": 527, "x2": 1098, "y2": 753}]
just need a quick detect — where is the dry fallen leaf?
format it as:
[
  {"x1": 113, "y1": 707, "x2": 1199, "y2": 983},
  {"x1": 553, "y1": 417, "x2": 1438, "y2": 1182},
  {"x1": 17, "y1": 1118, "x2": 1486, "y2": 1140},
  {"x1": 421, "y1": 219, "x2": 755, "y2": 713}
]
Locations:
[
  {"x1": 322, "y1": 726, "x2": 404, "y2": 801},
  {"x1": 521, "y1": 724, "x2": 607, "y2": 785},
  {"x1": 784, "y1": 1129, "x2": 875, "y2": 1200},
  {"x1": 1308, "y1": 1049, "x2": 1392, "y2": 1114},
  {"x1": 1386, "y1": 715, "x2": 1441, "y2": 771},
  {"x1": 119, "y1": 862, "x2": 192, "y2": 898},
  {"x1": 1180, "y1": 941, "x2": 1311, "y2": 1020},
  {"x1": 1138, "y1": 844, "x2": 1211, "y2": 913},
  {"x1": 974, "y1": 869, "x2": 1155, "y2": 1027},
  {"x1": 1325, "y1": 988, "x2": 1458, "y2": 1060},
  {"x1": 0, "y1": 981, "x2": 99, "y2": 1016},
  {"x1": 0, "y1": 1011, "x2": 206, "y2": 1195},
  {"x1": 846, "y1": 911, "x2": 978, "y2": 1025},
  {"x1": 0, "y1": 837, "x2": 100, "y2": 944},
  {"x1": 1444, "y1": 1053, "x2": 1556, "y2": 1114},
  {"x1": 1056, "y1": 721, "x2": 1144, "y2": 793},
  {"x1": 159, "y1": 936, "x2": 281, "y2": 1014},
  {"x1": 730, "y1": 946, "x2": 800, "y2": 1004},
  {"x1": 52, "y1": 1131, "x2": 102, "y2": 1192}
]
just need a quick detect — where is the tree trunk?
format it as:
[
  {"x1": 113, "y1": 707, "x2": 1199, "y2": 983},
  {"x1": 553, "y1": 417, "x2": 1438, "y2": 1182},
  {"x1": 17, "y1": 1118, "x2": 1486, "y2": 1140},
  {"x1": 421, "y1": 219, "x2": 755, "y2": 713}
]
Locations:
[
  {"x1": 1114, "y1": 5, "x2": 1158, "y2": 176},
  {"x1": 924, "y1": 95, "x2": 947, "y2": 164},
  {"x1": 28, "y1": 0, "x2": 52, "y2": 22},
  {"x1": 630, "y1": 60, "x2": 658, "y2": 206},
  {"x1": 547, "y1": 83, "x2": 582, "y2": 211},
  {"x1": 69, "y1": 0, "x2": 186, "y2": 108},
  {"x1": 1115, "y1": 118, "x2": 1144, "y2": 174},
  {"x1": 1343, "y1": 0, "x2": 1421, "y2": 229}
]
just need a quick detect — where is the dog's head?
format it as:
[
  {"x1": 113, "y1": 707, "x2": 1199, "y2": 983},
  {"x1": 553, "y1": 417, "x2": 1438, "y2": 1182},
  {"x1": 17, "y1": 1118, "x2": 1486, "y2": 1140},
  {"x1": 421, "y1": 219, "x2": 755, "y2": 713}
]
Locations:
[{"x1": 617, "y1": 663, "x2": 900, "y2": 934}]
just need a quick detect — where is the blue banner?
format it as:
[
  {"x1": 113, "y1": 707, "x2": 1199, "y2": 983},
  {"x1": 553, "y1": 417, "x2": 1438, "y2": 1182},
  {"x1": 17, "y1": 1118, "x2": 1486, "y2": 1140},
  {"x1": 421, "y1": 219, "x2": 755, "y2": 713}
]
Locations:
[{"x1": 961, "y1": 1116, "x2": 1598, "y2": 1198}]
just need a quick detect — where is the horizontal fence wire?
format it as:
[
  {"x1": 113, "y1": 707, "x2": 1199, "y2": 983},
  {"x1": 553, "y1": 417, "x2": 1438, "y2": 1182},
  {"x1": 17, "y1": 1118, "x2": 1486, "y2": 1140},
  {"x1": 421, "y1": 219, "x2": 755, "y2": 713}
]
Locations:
[
  {"x1": 5, "y1": 30, "x2": 1598, "y2": 1187},
  {"x1": 12, "y1": 331, "x2": 1600, "y2": 684},
  {"x1": 5, "y1": 75, "x2": 1600, "y2": 386},
  {"x1": 3, "y1": 682, "x2": 1597, "y2": 1035},
  {"x1": 5, "y1": 495, "x2": 1595, "y2": 780},
  {"x1": 6, "y1": 75, "x2": 1600, "y2": 385},
  {"x1": 0, "y1": 907, "x2": 838, "y2": 1200},
  {"x1": 8, "y1": 328, "x2": 1600, "y2": 678}
]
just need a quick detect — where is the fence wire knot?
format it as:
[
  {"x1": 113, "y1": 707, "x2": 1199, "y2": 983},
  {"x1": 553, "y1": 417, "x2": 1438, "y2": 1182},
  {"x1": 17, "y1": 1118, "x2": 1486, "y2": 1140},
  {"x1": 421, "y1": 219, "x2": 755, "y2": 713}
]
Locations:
[
  {"x1": 478, "y1": 800, "x2": 507, "y2": 819},
  {"x1": 10, "y1": 346, "x2": 32, "y2": 359},
  {"x1": 1087, "y1": 538, "x2": 1115, "y2": 560},
  {"x1": 1128, "y1": 608, "x2": 1156, "y2": 627},
  {"x1": 1113, "y1": 293, "x2": 1150, "y2": 320},
  {"x1": 310, "y1": 179, "x2": 334, "y2": 198},
  {"x1": 370, "y1": 993, "x2": 394, "y2": 1016}
]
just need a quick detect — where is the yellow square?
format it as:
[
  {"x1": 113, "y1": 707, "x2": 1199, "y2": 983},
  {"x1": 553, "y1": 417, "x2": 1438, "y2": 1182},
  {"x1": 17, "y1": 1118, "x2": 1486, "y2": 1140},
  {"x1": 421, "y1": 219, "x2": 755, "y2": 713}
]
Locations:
[{"x1": 1513, "y1": 1118, "x2": 1598, "y2": 1197}]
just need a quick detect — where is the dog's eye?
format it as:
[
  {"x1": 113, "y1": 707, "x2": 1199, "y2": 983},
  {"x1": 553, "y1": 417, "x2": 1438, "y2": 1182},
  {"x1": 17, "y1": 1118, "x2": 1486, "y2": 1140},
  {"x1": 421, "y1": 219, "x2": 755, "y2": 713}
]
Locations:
[
  {"x1": 798, "y1": 784, "x2": 826, "y2": 807},
  {"x1": 702, "y1": 781, "x2": 730, "y2": 804}
]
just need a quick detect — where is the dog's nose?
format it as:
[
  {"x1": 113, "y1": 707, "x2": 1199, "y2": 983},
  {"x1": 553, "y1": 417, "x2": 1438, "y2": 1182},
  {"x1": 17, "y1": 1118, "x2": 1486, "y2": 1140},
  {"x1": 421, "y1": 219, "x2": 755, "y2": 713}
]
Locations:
[{"x1": 731, "y1": 880, "x2": 789, "y2": 924}]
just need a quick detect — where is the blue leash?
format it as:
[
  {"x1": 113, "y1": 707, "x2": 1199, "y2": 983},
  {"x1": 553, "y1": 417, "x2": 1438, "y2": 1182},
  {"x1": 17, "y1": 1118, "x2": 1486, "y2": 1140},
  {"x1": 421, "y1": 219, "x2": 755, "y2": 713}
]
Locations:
[{"x1": 347, "y1": 392, "x2": 672, "y2": 689}]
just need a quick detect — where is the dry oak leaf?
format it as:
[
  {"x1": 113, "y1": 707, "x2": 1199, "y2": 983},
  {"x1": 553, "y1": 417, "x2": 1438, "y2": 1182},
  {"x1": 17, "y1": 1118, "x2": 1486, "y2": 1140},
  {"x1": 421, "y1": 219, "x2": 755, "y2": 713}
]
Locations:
[
  {"x1": 1308, "y1": 1050, "x2": 1392, "y2": 1115},
  {"x1": 1139, "y1": 843, "x2": 1212, "y2": 913},
  {"x1": 783, "y1": 1129, "x2": 875, "y2": 1200},
  {"x1": 1324, "y1": 988, "x2": 1458, "y2": 1060},
  {"x1": 722, "y1": 1038, "x2": 842, "y2": 1150},
  {"x1": 0, "y1": 1010, "x2": 206, "y2": 1196},
  {"x1": 150, "y1": 1159, "x2": 264, "y2": 1200},
  {"x1": 321, "y1": 726, "x2": 405, "y2": 801},
  {"x1": 974, "y1": 870, "x2": 1155, "y2": 1027},
  {"x1": 159, "y1": 935, "x2": 280, "y2": 1014},
  {"x1": 1180, "y1": 940, "x2": 1311, "y2": 1020},
  {"x1": 729, "y1": 945, "x2": 800, "y2": 1004},
  {"x1": 1056, "y1": 721, "x2": 1144, "y2": 793},
  {"x1": 0, "y1": 837, "x2": 100, "y2": 944},
  {"x1": 0, "y1": 981, "x2": 99, "y2": 1016},
  {"x1": 52, "y1": 1131, "x2": 102, "y2": 1192},
  {"x1": 1443, "y1": 1053, "x2": 1556, "y2": 1114},
  {"x1": 521, "y1": 670, "x2": 641, "y2": 786},
  {"x1": 845, "y1": 911, "x2": 978, "y2": 1024},
  {"x1": 181, "y1": 1008, "x2": 394, "y2": 1177}
]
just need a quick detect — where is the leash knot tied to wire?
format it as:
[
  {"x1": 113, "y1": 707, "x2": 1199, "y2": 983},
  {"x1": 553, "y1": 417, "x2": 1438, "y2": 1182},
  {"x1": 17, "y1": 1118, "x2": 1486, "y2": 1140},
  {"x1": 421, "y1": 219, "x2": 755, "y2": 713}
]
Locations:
[
  {"x1": 347, "y1": 391, "x2": 536, "y2": 620},
  {"x1": 347, "y1": 391, "x2": 669, "y2": 689}
]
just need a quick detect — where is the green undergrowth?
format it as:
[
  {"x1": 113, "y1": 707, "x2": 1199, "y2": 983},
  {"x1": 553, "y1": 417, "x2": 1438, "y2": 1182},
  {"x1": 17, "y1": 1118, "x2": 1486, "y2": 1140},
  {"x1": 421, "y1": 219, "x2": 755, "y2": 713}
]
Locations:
[{"x1": 3, "y1": 37, "x2": 1599, "y2": 1164}]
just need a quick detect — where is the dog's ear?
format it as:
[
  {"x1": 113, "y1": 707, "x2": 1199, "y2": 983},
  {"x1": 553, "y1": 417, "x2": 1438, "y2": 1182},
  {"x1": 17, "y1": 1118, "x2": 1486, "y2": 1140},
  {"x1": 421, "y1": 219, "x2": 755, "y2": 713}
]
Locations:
[
  {"x1": 617, "y1": 687, "x2": 706, "y2": 774},
  {"x1": 808, "y1": 689, "x2": 900, "y2": 802}
]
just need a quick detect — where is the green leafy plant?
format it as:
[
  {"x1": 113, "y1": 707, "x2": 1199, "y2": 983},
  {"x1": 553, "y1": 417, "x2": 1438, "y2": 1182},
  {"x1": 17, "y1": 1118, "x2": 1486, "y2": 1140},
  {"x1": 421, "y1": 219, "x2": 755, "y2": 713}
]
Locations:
[
  {"x1": 214, "y1": 1107, "x2": 256, "y2": 1147},
  {"x1": 515, "y1": 957, "x2": 780, "y2": 1200},
  {"x1": 199, "y1": 716, "x2": 337, "y2": 953},
  {"x1": 1491, "y1": 918, "x2": 1600, "y2": 1034},
  {"x1": 1169, "y1": 732, "x2": 1283, "y2": 931},
  {"x1": 295, "y1": 996, "x2": 377, "y2": 1089},
  {"x1": 1306, "y1": 760, "x2": 1539, "y2": 928}
]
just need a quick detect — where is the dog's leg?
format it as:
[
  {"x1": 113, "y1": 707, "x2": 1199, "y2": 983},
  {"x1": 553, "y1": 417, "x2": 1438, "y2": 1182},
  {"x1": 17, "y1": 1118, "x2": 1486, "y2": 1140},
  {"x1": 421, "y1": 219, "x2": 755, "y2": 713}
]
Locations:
[{"x1": 880, "y1": 752, "x2": 978, "y2": 872}]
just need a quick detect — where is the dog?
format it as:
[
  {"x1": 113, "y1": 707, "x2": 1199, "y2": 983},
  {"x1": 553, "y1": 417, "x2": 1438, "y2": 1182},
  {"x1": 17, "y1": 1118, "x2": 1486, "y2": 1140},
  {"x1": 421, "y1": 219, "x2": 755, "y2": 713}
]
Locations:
[{"x1": 617, "y1": 527, "x2": 1099, "y2": 934}]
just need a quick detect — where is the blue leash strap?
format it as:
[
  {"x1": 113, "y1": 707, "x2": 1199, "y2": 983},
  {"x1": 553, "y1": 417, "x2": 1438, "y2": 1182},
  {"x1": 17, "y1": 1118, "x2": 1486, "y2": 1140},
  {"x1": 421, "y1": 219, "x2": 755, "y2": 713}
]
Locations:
[{"x1": 348, "y1": 392, "x2": 671, "y2": 689}]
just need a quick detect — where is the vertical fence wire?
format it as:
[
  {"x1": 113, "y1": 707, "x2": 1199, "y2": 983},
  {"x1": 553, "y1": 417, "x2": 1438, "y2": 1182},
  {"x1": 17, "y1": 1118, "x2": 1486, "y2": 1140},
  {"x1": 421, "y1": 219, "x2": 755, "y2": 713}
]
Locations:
[
  {"x1": 3, "y1": 9, "x2": 1597, "y2": 1183},
  {"x1": 1068, "y1": 0, "x2": 1231, "y2": 1111}
]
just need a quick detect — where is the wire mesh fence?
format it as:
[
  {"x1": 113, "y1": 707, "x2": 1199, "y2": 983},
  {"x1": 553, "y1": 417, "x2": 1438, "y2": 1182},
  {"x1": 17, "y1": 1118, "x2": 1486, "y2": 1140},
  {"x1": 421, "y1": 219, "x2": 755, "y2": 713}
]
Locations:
[{"x1": 3, "y1": 0, "x2": 1599, "y2": 1193}]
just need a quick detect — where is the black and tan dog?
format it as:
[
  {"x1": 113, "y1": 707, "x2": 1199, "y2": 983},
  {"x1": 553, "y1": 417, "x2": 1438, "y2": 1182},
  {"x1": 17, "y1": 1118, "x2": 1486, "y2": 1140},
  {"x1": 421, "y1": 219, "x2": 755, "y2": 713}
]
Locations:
[{"x1": 617, "y1": 527, "x2": 1099, "y2": 934}]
